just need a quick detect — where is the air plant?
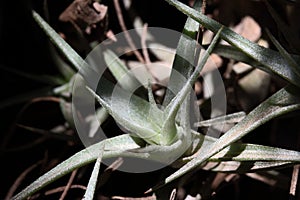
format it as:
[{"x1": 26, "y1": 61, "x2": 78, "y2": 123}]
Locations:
[{"x1": 11, "y1": 0, "x2": 300, "y2": 199}]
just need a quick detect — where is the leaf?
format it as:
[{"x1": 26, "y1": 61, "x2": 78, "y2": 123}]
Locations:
[
  {"x1": 155, "y1": 84, "x2": 300, "y2": 189},
  {"x1": 86, "y1": 48, "x2": 148, "y2": 137},
  {"x1": 162, "y1": 26, "x2": 223, "y2": 143},
  {"x1": 13, "y1": 106, "x2": 300, "y2": 200},
  {"x1": 102, "y1": 49, "x2": 141, "y2": 91},
  {"x1": 87, "y1": 84, "x2": 164, "y2": 145},
  {"x1": 87, "y1": 26, "x2": 222, "y2": 145},
  {"x1": 264, "y1": 1, "x2": 300, "y2": 52},
  {"x1": 163, "y1": 0, "x2": 202, "y2": 105},
  {"x1": 11, "y1": 134, "x2": 142, "y2": 200},
  {"x1": 33, "y1": 9, "x2": 162, "y2": 144},
  {"x1": 213, "y1": 45, "x2": 262, "y2": 69},
  {"x1": 266, "y1": 29, "x2": 300, "y2": 78},
  {"x1": 210, "y1": 143, "x2": 300, "y2": 163},
  {"x1": 33, "y1": 11, "x2": 90, "y2": 72},
  {"x1": 82, "y1": 145, "x2": 104, "y2": 200},
  {"x1": 212, "y1": 44, "x2": 300, "y2": 75},
  {"x1": 203, "y1": 161, "x2": 293, "y2": 173},
  {"x1": 12, "y1": 131, "x2": 188, "y2": 200},
  {"x1": 180, "y1": 132, "x2": 300, "y2": 173},
  {"x1": 194, "y1": 111, "x2": 245, "y2": 127},
  {"x1": 49, "y1": 44, "x2": 76, "y2": 80},
  {"x1": 33, "y1": 6, "x2": 214, "y2": 146},
  {"x1": 13, "y1": 128, "x2": 300, "y2": 200},
  {"x1": 202, "y1": 144, "x2": 296, "y2": 175},
  {"x1": 34, "y1": 10, "x2": 150, "y2": 141},
  {"x1": 163, "y1": 0, "x2": 300, "y2": 87}
]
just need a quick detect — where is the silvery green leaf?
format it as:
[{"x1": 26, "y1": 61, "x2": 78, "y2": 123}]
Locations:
[
  {"x1": 49, "y1": 44, "x2": 76, "y2": 80},
  {"x1": 210, "y1": 143, "x2": 300, "y2": 163},
  {"x1": 194, "y1": 111, "x2": 246, "y2": 127},
  {"x1": 13, "y1": 129, "x2": 300, "y2": 199},
  {"x1": 163, "y1": 0, "x2": 300, "y2": 87},
  {"x1": 102, "y1": 49, "x2": 142, "y2": 91},
  {"x1": 181, "y1": 132, "x2": 300, "y2": 173},
  {"x1": 162, "y1": 26, "x2": 223, "y2": 143},
  {"x1": 33, "y1": 10, "x2": 90, "y2": 72},
  {"x1": 266, "y1": 29, "x2": 300, "y2": 77},
  {"x1": 11, "y1": 133, "x2": 185, "y2": 200},
  {"x1": 265, "y1": 1, "x2": 300, "y2": 52},
  {"x1": 158, "y1": 85, "x2": 300, "y2": 188},
  {"x1": 163, "y1": 0, "x2": 202, "y2": 105},
  {"x1": 87, "y1": 82, "x2": 164, "y2": 145},
  {"x1": 33, "y1": 10, "x2": 160, "y2": 144},
  {"x1": 202, "y1": 161, "x2": 293, "y2": 173},
  {"x1": 83, "y1": 145, "x2": 104, "y2": 200},
  {"x1": 11, "y1": 134, "x2": 143, "y2": 200},
  {"x1": 87, "y1": 25, "x2": 222, "y2": 146}
]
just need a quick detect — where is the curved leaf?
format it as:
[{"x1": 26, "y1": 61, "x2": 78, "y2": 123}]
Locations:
[
  {"x1": 13, "y1": 126, "x2": 300, "y2": 199},
  {"x1": 163, "y1": 0, "x2": 300, "y2": 87},
  {"x1": 156, "y1": 85, "x2": 300, "y2": 189},
  {"x1": 11, "y1": 134, "x2": 142, "y2": 200}
]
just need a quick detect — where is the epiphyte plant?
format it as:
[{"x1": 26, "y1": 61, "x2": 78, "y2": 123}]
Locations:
[{"x1": 11, "y1": 0, "x2": 300, "y2": 199}]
